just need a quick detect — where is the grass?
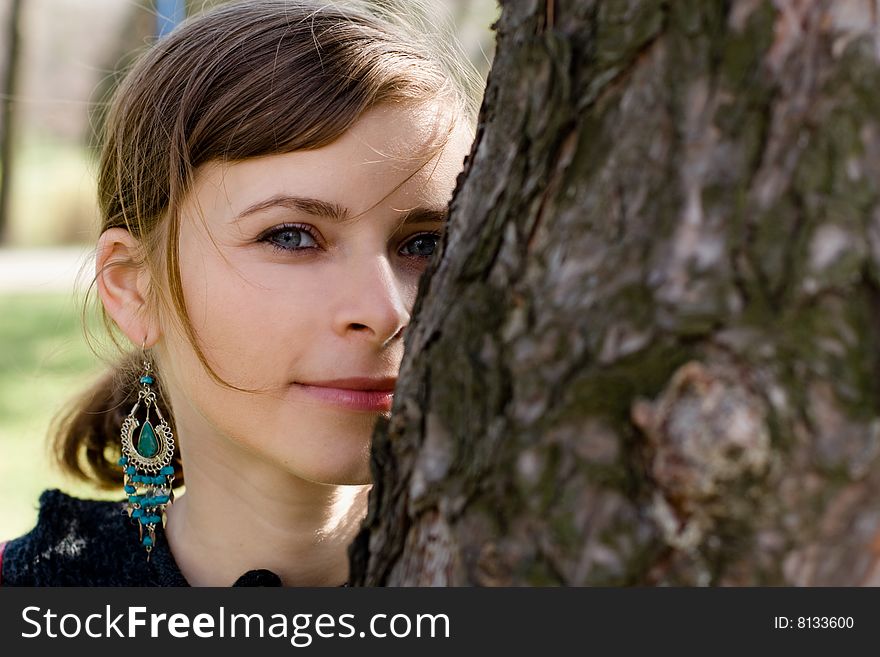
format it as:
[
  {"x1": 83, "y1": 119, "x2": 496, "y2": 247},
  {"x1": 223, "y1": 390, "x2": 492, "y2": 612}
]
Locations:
[{"x1": 0, "y1": 292, "x2": 119, "y2": 541}]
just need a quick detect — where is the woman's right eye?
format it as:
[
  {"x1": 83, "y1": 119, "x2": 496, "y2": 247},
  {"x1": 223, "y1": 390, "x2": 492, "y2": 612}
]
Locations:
[{"x1": 259, "y1": 223, "x2": 320, "y2": 254}]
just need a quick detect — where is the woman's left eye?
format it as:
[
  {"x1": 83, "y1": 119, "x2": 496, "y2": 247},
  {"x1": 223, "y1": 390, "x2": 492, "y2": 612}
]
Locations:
[{"x1": 400, "y1": 232, "x2": 442, "y2": 259}]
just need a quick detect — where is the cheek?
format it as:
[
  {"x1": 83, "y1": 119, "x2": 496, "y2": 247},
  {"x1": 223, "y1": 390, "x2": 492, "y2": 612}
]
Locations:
[{"x1": 172, "y1": 246, "x2": 315, "y2": 389}]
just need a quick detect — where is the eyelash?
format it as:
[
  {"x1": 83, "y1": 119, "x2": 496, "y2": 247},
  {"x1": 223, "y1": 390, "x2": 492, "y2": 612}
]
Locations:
[{"x1": 258, "y1": 223, "x2": 443, "y2": 260}]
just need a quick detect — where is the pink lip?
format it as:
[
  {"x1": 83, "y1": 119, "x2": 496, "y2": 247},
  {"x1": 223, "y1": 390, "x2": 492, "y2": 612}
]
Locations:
[{"x1": 292, "y1": 383, "x2": 394, "y2": 412}]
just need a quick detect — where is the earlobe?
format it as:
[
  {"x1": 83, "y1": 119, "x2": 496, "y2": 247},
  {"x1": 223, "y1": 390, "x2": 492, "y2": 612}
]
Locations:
[{"x1": 96, "y1": 227, "x2": 159, "y2": 347}]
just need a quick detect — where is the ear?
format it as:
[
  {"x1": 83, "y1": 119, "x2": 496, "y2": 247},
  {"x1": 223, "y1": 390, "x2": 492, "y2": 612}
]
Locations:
[{"x1": 95, "y1": 227, "x2": 161, "y2": 348}]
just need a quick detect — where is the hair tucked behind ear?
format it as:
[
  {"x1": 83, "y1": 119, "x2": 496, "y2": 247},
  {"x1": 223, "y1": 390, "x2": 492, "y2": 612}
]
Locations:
[
  {"x1": 50, "y1": 351, "x2": 183, "y2": 491},
  {"x1": 52, "y1": 0, "x2": 484, "y2": 492}
]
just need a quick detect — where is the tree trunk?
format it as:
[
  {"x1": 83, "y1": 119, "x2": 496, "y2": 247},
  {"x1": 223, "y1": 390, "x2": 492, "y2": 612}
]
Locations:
[
  {"x1": 350, "y1": 0, "x2": 880, "y2": 586},
  {"x1": 0, "y1": 0, "x2": 22, "y2": 244}
]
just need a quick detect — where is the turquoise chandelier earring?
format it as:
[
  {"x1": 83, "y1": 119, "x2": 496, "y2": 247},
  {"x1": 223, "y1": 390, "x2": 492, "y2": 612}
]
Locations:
[{"x1": 117, "y1": 339, "x2": 176, "y2": 560}]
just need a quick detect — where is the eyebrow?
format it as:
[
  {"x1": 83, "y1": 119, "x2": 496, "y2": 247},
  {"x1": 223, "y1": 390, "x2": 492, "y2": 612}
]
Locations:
[{"x1": 234, "y1": 194, "x2": 448, "y2": 226}]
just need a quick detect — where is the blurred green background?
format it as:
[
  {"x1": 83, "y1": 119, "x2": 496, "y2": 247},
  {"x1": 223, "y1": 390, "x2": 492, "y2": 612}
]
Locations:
[
  {"x1": 0, "y1": 0, "x2": 497, "y2": 542},
  {"x1": 0, "y1": 292, "x2": 108, "y2": 541}
]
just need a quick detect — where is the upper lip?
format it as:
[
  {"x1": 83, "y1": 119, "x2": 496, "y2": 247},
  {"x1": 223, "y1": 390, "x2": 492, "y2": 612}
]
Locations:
[{"x1": 295, "y1": 376, "x2": 398, "y2": 392}]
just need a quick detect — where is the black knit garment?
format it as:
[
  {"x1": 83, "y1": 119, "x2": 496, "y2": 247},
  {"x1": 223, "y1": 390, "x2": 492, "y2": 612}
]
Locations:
[{"x1": 1, "y1": 489, "x2": 345, "y2": 587}]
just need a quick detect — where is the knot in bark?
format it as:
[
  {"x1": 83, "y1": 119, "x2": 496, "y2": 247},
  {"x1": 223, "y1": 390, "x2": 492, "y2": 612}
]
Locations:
[{"x1": 632, "y1": 360, "x2": 771, "y2": 549}]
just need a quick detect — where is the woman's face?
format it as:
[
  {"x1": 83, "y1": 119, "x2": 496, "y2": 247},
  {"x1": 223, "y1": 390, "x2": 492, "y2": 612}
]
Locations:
[{"x1": 154, "y1": 102, "x2": 473, "y2": 486}]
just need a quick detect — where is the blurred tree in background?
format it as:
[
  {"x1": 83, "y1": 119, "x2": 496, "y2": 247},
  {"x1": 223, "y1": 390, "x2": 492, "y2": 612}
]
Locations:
[{"x1": 0, "y1": 0, "x2": 22, "y2": 243}]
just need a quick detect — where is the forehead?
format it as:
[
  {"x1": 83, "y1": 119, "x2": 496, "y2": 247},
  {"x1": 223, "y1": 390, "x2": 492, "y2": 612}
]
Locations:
[{"x1": 189, "y1": 101, "x2": 472, "y2": 218}]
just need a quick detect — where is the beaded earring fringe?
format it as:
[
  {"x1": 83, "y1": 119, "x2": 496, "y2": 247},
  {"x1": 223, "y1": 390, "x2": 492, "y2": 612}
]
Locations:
[{"x1": 118, "y1": 354, "x2": 176, "y2": 561}]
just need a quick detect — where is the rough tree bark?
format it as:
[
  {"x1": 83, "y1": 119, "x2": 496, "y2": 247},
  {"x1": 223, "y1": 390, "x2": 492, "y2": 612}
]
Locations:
[{"x1": 349, "y1": 0, "x2": 880, "y2": 586}]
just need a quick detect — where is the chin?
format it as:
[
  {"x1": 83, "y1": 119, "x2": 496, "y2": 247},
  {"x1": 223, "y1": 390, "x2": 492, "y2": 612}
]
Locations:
[
  {"x1": 281, "y1": 451, "x2": 373, "y2": 487},
  {"x1": 301, "y1": 469, "x2": 373, "y2": 487},
  {"x1": 334, "y1": 473, "x2": 373, "y2": 486},
  {"x1": 252, "y1": 408, "x2": 377, "y2": 485}
]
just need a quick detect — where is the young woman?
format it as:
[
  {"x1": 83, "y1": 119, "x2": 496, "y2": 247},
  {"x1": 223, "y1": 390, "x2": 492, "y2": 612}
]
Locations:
[{"x1": 0, "y1": 0, "x2": 480, "y2": 586}]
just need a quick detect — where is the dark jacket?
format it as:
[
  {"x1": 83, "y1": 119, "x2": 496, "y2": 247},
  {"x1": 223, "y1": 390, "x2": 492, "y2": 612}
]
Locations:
[{"x1": 0, "y1": 489, "x2": 292, "y2": 586}]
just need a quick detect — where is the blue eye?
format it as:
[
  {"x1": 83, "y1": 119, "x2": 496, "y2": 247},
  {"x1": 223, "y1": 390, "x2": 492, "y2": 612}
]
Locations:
[
  {"x1": 401, "y1": 232, "x2": 442, "y2": 259},
  {"x1": 260, "y1": 224, "x2": 319, "y2": 253}
]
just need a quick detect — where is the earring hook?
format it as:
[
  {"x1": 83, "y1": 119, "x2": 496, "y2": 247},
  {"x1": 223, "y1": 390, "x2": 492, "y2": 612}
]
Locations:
[{"x1": 141, "y1": 336, "x2": 151, "y2": 372}]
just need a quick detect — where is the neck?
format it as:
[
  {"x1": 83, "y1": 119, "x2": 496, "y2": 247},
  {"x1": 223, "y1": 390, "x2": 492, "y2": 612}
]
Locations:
[{"x1": 164, "y1": 439, "x2": 370, "y2": 587}]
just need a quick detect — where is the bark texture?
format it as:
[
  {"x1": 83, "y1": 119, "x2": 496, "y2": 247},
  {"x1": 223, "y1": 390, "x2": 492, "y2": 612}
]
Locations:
[{"x1": 349, "y1": 0, "x2": 880, "y2": 585}]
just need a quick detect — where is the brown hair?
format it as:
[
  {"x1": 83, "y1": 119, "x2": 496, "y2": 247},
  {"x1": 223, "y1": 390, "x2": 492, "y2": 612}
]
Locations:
[{"x1": 52, "y1": 0, "x2": 482, "y2": 490}]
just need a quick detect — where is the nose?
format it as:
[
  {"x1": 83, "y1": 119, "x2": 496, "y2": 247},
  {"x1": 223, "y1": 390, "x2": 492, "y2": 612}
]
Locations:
[{"x1": 332, "y1": 255, "x2": 411, "y2": 346}]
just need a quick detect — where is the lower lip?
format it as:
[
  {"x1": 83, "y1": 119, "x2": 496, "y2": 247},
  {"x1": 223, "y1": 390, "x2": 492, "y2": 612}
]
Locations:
[{"x1": 292, "y1": 383, "x2": 394, "y2": 412}]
